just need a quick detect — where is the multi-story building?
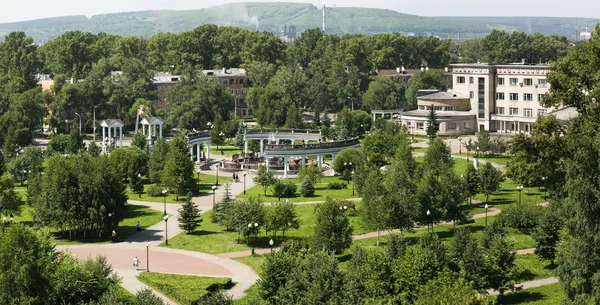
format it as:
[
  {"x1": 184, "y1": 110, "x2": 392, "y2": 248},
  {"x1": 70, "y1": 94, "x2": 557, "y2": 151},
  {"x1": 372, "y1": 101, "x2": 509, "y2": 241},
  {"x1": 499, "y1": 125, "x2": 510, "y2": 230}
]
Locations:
[
  {"x1": 378, "y1": 67, "x2": 453, "y2": 89},
  {"x1": 152, "y1": 72, "x2": 181, "y2": 108},
  {"x1": 202, "y1": 68, "x2": 251, "y2": 119},
  {"x1": 401, "y1": 62, "x2": 556, "y2": 135}
]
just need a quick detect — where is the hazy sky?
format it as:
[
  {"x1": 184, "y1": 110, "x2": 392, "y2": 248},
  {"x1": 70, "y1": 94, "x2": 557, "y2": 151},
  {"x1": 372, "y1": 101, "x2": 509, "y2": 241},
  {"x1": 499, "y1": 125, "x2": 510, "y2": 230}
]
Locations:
[{"x1": 2, "y1": 0, "x2": 600, "y2": 23}]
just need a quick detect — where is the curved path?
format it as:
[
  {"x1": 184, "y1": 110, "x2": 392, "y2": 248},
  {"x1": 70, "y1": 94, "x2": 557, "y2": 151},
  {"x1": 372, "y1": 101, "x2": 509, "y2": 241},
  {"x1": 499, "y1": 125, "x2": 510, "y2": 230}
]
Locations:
[{"x1": 58, "y1": 155, "x2": 259, "y2": 304}]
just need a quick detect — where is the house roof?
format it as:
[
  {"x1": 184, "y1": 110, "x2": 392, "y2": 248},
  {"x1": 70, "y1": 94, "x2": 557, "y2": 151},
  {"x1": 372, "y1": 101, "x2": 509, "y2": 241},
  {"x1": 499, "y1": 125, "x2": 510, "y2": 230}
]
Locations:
[
  {"x1": 141, "y1": 117, "x2": 164, "y2": 125},
  {"x1": 417, "y1": 91, "x2": 469, "y2": 100},
  {"x1": 100, "y1": 119, "x2": 124, "y2": 128},
  {"x1": 378, "y1": 68, "x2": 450, "y2": 77},
  {"x1": 203, "y1": 68, "x2": 247, "y2": 78}
]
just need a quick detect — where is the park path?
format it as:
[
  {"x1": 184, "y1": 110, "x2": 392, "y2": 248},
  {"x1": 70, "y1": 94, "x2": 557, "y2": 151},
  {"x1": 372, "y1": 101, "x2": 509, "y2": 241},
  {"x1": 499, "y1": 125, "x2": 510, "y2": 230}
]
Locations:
[
  {"x1": 487, "y1": 277, "x2": 559, "y2": 296},
  {"x1": 58, "y1": 155, "x2": 260, "y2": 303}
]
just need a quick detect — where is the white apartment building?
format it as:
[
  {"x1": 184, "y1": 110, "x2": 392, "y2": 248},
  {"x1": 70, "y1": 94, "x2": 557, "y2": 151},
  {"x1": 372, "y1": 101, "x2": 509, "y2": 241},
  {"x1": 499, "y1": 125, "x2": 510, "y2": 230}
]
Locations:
[{"x1": 450, "y1": 62, "x2": 553, "y2": 134}]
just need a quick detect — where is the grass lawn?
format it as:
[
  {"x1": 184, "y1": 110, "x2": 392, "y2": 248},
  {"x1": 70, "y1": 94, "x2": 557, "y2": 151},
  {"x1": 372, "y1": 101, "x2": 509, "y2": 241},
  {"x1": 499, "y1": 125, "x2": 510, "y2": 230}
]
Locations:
[
  {"x1": 137, "y1": 272, "x2": 234, "y2": 305},
  {"x1": 237, "y1": 176, "x2": 359, "y2": 203},
  {"x1": 514, "y1": 254, "x2": 556, "y2": 282},
  {"x1": 474, "y1": 179, "x2": 547, "y2": 209},
  {"x1": 126, "y1": 173, "x2": 233, "y2": 204},
  {"x1": 499, "y1": 282, "x2": 564, "y2": 305},
  {"x1": 116, "y1": 285, "x2": 137, "y2": 303},
  {"x1": 453, "y1": 153, "x2": 512, "y2": 166},
  {"x1": 166, "y1": 203, "x2": 368, "y2": 254},
  {"x1": 233, "y1": 255, "x2": 266, "y2": 275}
]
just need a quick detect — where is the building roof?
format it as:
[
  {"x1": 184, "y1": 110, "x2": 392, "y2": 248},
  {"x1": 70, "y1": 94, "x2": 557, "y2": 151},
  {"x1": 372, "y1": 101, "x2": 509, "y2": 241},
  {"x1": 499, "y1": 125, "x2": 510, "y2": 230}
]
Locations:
[
  {"x1": 402, "y1": 110, "x2": 476, "y2": 118},
  {"x1": 203, "y1": 68, "x2": 247, "y2": 78},
  {"x1": 378, "y1": 68, "x2": 450, "y2": 77},
  {"x1": 141, "y1": 117, "x2": 164, "y2": 125},
  {"x1": 152, "y1": 72, "x2": 181, "y2": 84},
  {"x1": 417, "y1": 91, "x2": 469, "y2": 100},
  {"x1": 100, "y1": 119, "x2": 124, "y2": 128}
]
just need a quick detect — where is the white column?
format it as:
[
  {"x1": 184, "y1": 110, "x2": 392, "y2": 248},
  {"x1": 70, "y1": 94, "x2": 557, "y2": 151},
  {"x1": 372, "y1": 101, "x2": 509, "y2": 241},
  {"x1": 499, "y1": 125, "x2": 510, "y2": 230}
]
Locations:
[
  {"x1": 159, "y1": 124, "x2": 163, "y2": 139},
  {"x1": 102, "y1": 127, "x2": 106, "y2": 152},
  {"x1": 260, "y1": 140, "x2": 264, "y2": 157},
  {"x1": 196, "y1": 143, "x2": 201, "y2": 163},
  {"x1": 283, "y1": 159, "x2": 288, "y2": 179},
  {"x1": 119, "y1": 127, "x2": 123, "y2": 147},
  {"x1": 330, "y1": 154, "x2": 336, "y2": 176},
  {"x1": 108, "y1": 126, "x2": 111, "y2": 146},
  {"x1": 189, "y1": 146, "x2": 194, "y2": 161},
  {"x1": 317, "y1": 155, "x2": 323, "y2": 170},
  {"x1": 244, "y1": 140, "x2": 248, "y2": 155}
]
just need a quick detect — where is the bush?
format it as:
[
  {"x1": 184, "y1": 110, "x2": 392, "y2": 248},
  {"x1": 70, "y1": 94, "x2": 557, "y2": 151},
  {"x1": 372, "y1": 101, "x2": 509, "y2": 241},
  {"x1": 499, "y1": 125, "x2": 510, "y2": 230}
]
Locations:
[
  {"x1": 147, "y1": 185, "x2": 164, "y2": 197},
  {"x1": 272, "y1": 181, "x2": 297, "y2": 199},
  {"x1": 300, "y1": 177, "x2": 315, "y2": 197},
  {"x1": 327, "y1": 182, "x2": 347, "y2": 190},
  {"x1": 500, "y1": 203, "x2": 544, "y2": 229}
]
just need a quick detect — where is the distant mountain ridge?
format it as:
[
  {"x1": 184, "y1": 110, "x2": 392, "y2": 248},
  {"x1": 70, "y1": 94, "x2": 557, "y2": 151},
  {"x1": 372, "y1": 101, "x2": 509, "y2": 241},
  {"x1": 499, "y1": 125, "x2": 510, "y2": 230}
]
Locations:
[{"x1": 0, "y1": 2, "x2": 597, "y2": 42}]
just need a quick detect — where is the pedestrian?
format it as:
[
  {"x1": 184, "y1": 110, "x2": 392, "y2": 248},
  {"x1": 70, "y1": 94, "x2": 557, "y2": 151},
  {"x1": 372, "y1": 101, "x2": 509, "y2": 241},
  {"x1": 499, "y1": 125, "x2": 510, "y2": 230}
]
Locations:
[
  {"x1": 136, "y1": 221, "x2": 141, "y2": 232},
  {"x1": 133, "y1": 256, "x2": 140, "y2": 271},
  {"x1": 112, "y1": 230, "x2": 117, "y2": 242}
]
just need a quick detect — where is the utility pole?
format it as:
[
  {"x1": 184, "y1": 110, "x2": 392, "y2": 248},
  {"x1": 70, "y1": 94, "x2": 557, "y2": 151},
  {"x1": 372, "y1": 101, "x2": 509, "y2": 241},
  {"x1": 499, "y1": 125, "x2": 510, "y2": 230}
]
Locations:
[{"x1": 93, "y1": 106, "x2": 97, "y2": 141}]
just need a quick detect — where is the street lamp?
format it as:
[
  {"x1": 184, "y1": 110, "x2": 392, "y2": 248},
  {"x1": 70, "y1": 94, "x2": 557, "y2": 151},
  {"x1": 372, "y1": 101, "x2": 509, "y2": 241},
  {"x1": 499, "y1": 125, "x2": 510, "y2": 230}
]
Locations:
[
  {"x1": 162, "y1": 189, "x2": 167, "y2": 216},
  {"x1": 196, "y1": 169, "x2": 201, "y2": 188},
  {"x1": 212, "y1": 185, "x2": 217, "y2": 207},
  {"x1": 163, "y1": 215, "x2": 169, "y2": 245},
  {"x1": 541, "y1": 176, "x2": 547, "y2": 198},
  {"x1": 249, "y1": 222, "x2": 259, "y2": 255},
  {"x1": 146, "y1": 242, "x2": 150, "y2": 272},
  {"x1": 269, "y1": 239, "x2": 274, "y2": 253},
  {"x1": 458, "y1": 137, "x2": 463, "y2": 154},
  {"x1": 351, "y1": 170, "x2": 355, "y2": 196},
  {"x1": 426, "y1": 209, "x2": 433, "y2": 233},
  {"x1": 74, "y1": 112, "x2": 82, "y2": 134},
  {"x1": 219, "y1": 131, "x2": 225, "y2": 154},
  {"x1": 216, "y1": 165, "x2": 220, "y2": 186},
  {"x1": 517, "y1": 185, "x2": 524, "y2": 204},
  {"x1": 243, "y1": 172, "x2": 247, "y2": 194},
  {"x1": 484, "y1": 204, "x2": 489, "y2": 227}
]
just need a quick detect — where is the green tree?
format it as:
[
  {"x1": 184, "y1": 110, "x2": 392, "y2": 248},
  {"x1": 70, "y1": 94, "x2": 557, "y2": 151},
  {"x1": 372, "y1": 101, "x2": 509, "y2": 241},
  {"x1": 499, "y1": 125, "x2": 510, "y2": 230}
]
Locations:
[
  {"x1": 134, "y1": 288, "x2": 165, "y2": 305},
  {"x1": 67, "y1": 122, "x2": 84, "y2": 154},
  {"x1": 299, "y1": 176, "x2": 315, "y2": 197},
  {"x1": 234, "y1": 122, "x2": 245, "y2": 152},
  {"x1": 426, "y1": 107, "x2": 438, "y2": 141},
  {"x1": 479, "y1": 162, "x2": 504, "y2": 204},
  {"x1": 131, "y1": 132, "x2": 148, "y2": 151},
  {"x1": 88, "y1": 141, "x2": 101, "y2": 157},
  {"x1": 129, "y1": 171, "x2": 144, "y2": 198},
  {"x1": 422, "y1": 137, "x2": 453, "y2": 177},
  {"x1": 332, "y1": 148, "x2": 359, "y2": 182},
  {"x1": 162, "y1": 136, "x2": 195, "y2": 200},
  {"x1": 192, "y1": 291, "x2": 233, "y2": 305},
  {"x1": 297, "y1": 165, "x2": 323, "y2": 184},
  {"x1": 362, "y1": 76, "x2": 403, "y2": 111},
  {"x1": 267, "y1": 200, "x2": 300, "y2": 241},
  {"x1": 148, "y1": 138, "x2": 169, "y2": 183},
  {"x1": 533, "y1": 207, "x2": 563, "y2": 265},
  {"x1": 258, "y1": 248, "x2": 299, "y2": 304},
  {"x1": 253, "y1": 165, "x2": 276, "y2": 196},
  {"x1": 313, "y1": 197, "x2": 353, "y2": 254},
  {"x1": 361, "y1": 170, "x2": 389, "y2": 246},
  {"x1": 344, "y1": 247, "x2": 393, "y2": 303},
  {"x1": 413, "y1": 272, "x2": 481, "y2": 305},
  {"x1": 448, "y1": 228, "x2": 488, "y2": 291},
  {"x1": 482, "y1": 223, "x2": 517, "y2": 295},
  {"x1": 222, "y1": 198, "x2": 266, "y2": 243},
  {"x1": 177, "y1": 194, "x2": 202, "y2": 234},
  {"x1": 0, "y1": 175, "x2": 22, "y2": 216},
  {"x1": 463, "y1": 163, "x2": 480, "y2": 204}
]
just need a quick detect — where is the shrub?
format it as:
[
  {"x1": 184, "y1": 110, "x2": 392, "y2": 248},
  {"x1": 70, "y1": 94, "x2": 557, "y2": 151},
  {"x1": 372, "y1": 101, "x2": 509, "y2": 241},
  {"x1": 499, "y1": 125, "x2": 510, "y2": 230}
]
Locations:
[
  {"x1": 327, "y1": 182, "x2": 347, "y2": 190},
  {"x1": 272, "y1": 181, "x2": 297, "y2": 199},
  {"x1": 300, "y1": 177, "x2": 315, "y2": 197},
  {"x1": 500, "y1": 203, "x2": 544, "y2": 229},
  {"x1": 147, "y1": 185, "x2": 165, "y2": 197}
]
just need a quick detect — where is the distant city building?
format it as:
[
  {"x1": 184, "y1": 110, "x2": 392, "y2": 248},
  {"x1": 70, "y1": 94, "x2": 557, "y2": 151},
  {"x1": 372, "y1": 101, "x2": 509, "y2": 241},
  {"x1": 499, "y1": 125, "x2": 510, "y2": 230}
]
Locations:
[
  {"x1": 580, "y1": 26, "x2": 592, "y2": 41},
  {"x1": 202, "y1": 68, "x2": 251, "y2": 119}
]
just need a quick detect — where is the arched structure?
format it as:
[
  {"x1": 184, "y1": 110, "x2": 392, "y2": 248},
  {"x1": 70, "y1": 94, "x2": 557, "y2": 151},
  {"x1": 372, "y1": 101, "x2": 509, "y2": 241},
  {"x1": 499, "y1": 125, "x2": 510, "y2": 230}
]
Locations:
[
  {"x1": 187, "y1": 131, "x2": 211, "y2": 163},
  {"x1": 244, "y1": 128, "x2": 323, "y2": 157},
  {"x1": 101, "y1": 119, "x2": 124, "y2": 153}
]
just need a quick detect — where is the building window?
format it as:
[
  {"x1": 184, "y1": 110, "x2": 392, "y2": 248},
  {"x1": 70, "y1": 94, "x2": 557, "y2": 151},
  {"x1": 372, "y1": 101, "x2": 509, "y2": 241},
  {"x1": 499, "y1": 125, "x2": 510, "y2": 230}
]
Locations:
[
  {"x1": 469, "y1": 77, "x2": 474, "y2": 84},
  {"x1": 524, "y1": 78, "x2": 533, "y2": 86},
  {"x1": 538, "y1": 94, "x2": 546, "y2": 102},
  {"x1": 478, "y1": 77, "x2": 486, "y2": 119},
  {"x1": 524, "y1": 93, "x2": 533, "y2": 101},
  {"x1": 457, "y1": 76, "x2": 465, "y2": 84},
  {"x1": 498, "y1": 77, "x2": 505, "y2": 85},
  {"x1": 538, "y1": 79, "x2": 547, "y2": 87},
  {"x1": 418, "y1": 105, "x2": 426, "y2": 110},
  {"x1": 445, "y1": 106, "x2": 456, "y2": 111},
  {"x1": 496, "y1": 107, "x2": 505, "y2": 115},
  {"x1": 524, "y1": 108, "x2": 533, "y2": 117},
  {"x1": 469, "y1": 91, "x2": 474, "y2": 98},
  {"x1": 509, "y1": 107, "x2": 519, "y2": 116},
  {"x1": 417, "y1": 122, "x2": 424, "y2": 130},
  {"x1": 496, "y1": 92, "x2": 505, "y2": 100},
  {"x1": 538, "y1": 109, "x2": 548, "y2": 116},
  {"x1": 510, "y1": 78, "x2": 518, "y2": 86},
  {"x1": 433, "y1": 106, "x2": 443, "y2": 111},
  {"x1": 448, "y1": 123, "x2": 457, "y2": 130},
  {"x1": 509, "y1": 93, "x2": 519, "y2": 101}
]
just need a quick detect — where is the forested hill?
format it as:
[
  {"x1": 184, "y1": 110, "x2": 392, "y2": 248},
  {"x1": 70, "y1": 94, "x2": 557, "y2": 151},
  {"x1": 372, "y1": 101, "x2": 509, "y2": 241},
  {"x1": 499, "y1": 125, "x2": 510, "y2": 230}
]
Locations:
[{"x1": 0, "y1": 2, "x2": 598, "y2": 42}]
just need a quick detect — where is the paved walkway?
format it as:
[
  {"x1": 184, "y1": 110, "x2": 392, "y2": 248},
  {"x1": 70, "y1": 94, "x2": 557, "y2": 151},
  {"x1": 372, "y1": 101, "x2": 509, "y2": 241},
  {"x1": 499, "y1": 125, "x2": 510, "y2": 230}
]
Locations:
[
  {"x1": 488, "y1": 277, "x2": 559, "y2": 295},
  {"x1": 58, "y1": 154, "x2": 260, "y2": 304}
]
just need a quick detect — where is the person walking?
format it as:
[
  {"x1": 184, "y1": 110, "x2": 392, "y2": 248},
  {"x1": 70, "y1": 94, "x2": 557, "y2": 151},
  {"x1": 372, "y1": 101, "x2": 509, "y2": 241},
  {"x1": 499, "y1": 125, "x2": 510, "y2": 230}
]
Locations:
[
  {"x1": 133, "y1": 256, "x2": 140, "y2": 271},
  {"x1": 136, "y1": 221, "x2": 141, "y2": 232}
]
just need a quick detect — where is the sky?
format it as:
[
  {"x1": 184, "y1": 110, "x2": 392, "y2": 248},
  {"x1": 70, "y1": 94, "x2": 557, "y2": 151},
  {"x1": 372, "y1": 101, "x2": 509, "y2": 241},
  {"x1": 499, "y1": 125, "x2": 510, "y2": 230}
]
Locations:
[{"x1": 2, "y1": 0, "x2": 600, "y2": 23}]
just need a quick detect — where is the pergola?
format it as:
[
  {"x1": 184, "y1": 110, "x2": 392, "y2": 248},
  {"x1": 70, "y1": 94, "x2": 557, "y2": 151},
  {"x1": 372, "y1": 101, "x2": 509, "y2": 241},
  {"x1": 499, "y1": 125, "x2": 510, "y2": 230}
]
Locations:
[
  {"x1": 100, "y1": 119, "x2": 124, "y2": 152},
  {"x1": 140, "y1": 117, "x2": 164, "y2": 139}
]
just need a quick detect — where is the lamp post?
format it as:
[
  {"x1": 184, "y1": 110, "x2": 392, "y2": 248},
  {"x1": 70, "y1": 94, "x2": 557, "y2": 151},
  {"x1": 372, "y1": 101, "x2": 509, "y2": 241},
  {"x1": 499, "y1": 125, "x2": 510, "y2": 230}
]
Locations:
[
  {"x1": 163, "y1": 215, "x2": 169, "y2": 245},
  {"x1": 243, "y1": 172, "x2": 247, "y2": 194},
  {"x1": 517, "y1": 185, "x2": 524, "y2": 204},
  {"x1": 269, "y1": 239, "x2": 274, "y2": 253},
  {"x1": 249, "y1": 222, "x2": 259, "y2": 255},
  {"x1": 216, "y1": 165, "x2": 219, "y2": 186},
  {"x1": 351, "y1": 170, "x2": 355, "y2": 196},
  {"x1": 219, "y1": 131, "x2": 225, "y2": 154},
  {"x1": 74, "y1": 112, "x2": 82, "y2": 134},
  {"x1": 146, "y1": 242, "x2": 150, "y2": 272},
  {"x1": 93, "y1": 106, "x2": 98, "y2": 141},
  {"x1": 196, "y1": 169, "x2": 201, "y2": 188},
  {"x1": 458, "y1": 137, "x2": 462, "y2": 154},
  {"x1": 485, "y1": 204, "x2": 489, "y2": 227},
  {"x1": 162, "y1": 189, "x2": 167, "y2": 216},
  {"x1": 541, "y1": 176, "x2": 547, "y2": 198},
  {"x1": 426, "y1": 209, "x2": 433, "y2": 233},
  {"x1": 212, "y1": 185, "x2": 217, "y2": 207}
]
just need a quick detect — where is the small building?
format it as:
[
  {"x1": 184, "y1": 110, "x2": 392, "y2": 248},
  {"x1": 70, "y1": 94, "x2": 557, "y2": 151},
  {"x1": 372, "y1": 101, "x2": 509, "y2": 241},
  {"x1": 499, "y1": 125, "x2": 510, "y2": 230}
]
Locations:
[
  {"x1": 100, "y1": 119, "x2": 125, "y2": 152},
  {"x1": 203, "y1": 68, "x2": 251, "y2": 119},
  {"x1": 152, "y1": 72, "x2": 181, "y2": 108},
  {"x1": 401, "y1": 92, "x2": 476, "y2": 135}
]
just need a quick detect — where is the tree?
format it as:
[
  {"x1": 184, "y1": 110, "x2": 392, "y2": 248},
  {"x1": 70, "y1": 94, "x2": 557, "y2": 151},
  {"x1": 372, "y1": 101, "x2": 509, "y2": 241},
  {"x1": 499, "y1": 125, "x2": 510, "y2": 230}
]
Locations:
[
  {"x1": 413, "y1": 272, "x2": 481, "y2": 305},
  {"x1": 448, "y1": 228, "x2": 488, "y2": 290},
  {"x1": 253, "y1": 165, "x2": 276, "y2": 196},
  {"x1": 177, "y1": 194, "x2": 202, "y2": 234},
  {"x1": 299, "y1": 177, "x2": 315, "y2": 197},
  {"x1": 482, "y1": 223, "x2": 518, "y2": 295},
  {"x1": 344, "y1": 247, "x2": 393, "y2": 303},
  {"x1": 463, "y1": 163, "x2": 480, "y2": 204},
  {"x1": 129, "y1": 171, "x2": 144, "y2": 198},
  {"x1": 134, "y1": 288, "x2": 166, "y2": 305},
  {"x1": 234, "y1": 122, "x2": 245, "y2": 152},
  {"x1": 426, "y1": 107, "x2": 438, "y2": 141},
  {"x1": 332, "y1": 148, "x2": 359, "y2": 182},
  {"x1": 312, "y1": 197, "x2": 353, "y2": 254},
  {"x1": 88, "y1": 141, "x2": 101, "y2": 157},
  {"x1": 267, "y1": 200, "x2": 300, "y2": 241},
  {"x1": 422, "y1": 137, "x2": 453, "y2": 177},
  {"x1": 362, "y1": 76, "x2": 403, "y2": 111},
  {"x1": 533, "y1": 207, "x2": 563, "y2": 265},
  {"x1": 297, "y1": 165, "x2": 323, "y2": 184},
  {"x1": 361, "y1": 170, "x2": 389, "y2": 246},
  {"x1": 148, "y1": 138, "x2": 169, "y2": 183},
  {"x1": 162, "y1": 136, "x2": 195, "y2": 200},
  {"x1": 0, "y1": 175, "x2": 22, "y2": 216},
  {"x1": 67, "y1": 122, "x2": 84, "y2": 154},
  {"x1": 131, "y1": 132, "x2": 148, "y2": 151},
  {"x1": 258, "y1": 247, "x2": 299, "y2": 304},
  {"x1": 479, "y1": 162, "x2": 504, "y2": 204},
  {"x1": 222, "y1": 198, "x2": 266, "y2": 243}
]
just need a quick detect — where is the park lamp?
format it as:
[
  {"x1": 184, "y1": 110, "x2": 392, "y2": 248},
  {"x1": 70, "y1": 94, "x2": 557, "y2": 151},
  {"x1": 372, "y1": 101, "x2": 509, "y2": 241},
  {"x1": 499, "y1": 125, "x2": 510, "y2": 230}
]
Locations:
[
  {"x1": 426, "y1": 210, "x2": 431, "y2": 216},
  {"x1": 485, "y1": 203, "x2": 489, "y2": 209},
  {"x1": 163, "y1": 215, "x2": 169, "y2": 222}
]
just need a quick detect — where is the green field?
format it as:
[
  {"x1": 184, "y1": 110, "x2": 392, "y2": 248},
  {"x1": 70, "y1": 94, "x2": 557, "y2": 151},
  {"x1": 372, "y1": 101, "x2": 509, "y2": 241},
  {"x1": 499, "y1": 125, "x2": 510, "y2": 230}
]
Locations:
[
  {"x1": 499, "y1": 282, "x2": 564, "y2": 305},
  {"x1": 514, "y1": 254, "x2": 556, "y2": 282},
  {"x1": 453, "y1": 153, "x2": 512, "y2": 166},
  {"x1": 237, "y1": 176, "x2": 359, "y2": 203},
  {"x1": 137, "y1": 272, "x2": 234, "y2": 305},
  {"x1": 126, "y1": 173, "x2": 233, "y2": 203}
]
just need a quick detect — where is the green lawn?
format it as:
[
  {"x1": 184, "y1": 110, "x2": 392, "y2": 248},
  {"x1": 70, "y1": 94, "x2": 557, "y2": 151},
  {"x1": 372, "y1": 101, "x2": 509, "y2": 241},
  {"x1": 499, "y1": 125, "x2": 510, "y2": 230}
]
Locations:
[
  {"x1": 453, "y1": 153, "x2": 512, "y2": 166},
  {"x1": 233, "y1": 255, "x2": 266, "y2": 275},
  {"x1": 499, "y1": 282, "x2": 564, "y2": 305},
  {"x1": 237, "y1": 176, "x2": 359, "y2": 203},
  {"x1": 137, "y1": 272, "x2": 234, "y2": 305},
  {"x1": 126, "y1": 173, "x2": 233, "y2": 204},
  {"x1": 514, "y1": 254, "x2": 556, "y2": 282},
  {"x1": 474, "y1": 179, "x2": 547, "y2": 209},
  {"x1": 166, "y1": 202, "x2": 368, "y2": 254}
]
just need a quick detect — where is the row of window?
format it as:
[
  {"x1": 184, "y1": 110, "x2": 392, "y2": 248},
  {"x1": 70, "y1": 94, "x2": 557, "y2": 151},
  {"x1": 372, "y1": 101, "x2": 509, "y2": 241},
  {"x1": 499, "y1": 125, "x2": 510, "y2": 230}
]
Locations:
[
  {"x1": 456, "y1": 76, "x2": 548, "y2": 87},
  {"x1": 496, "y1": 92, "x2": 545, "y2": 102},
  {"x1": 496, "y1": 107, "x2": 547, "y2": 117},
  {"x1": 417, "y1": 105, "x2": 458, "y2": 111},
  {"x1": 156, "y1": 85, "x2": 175, "y2": 92},
  {"x1": 231, "y1": 89, "x2": 245, "y2": 95},
  {"x1": 221, "y1": 78, "x2": 246, "y2": 85}
]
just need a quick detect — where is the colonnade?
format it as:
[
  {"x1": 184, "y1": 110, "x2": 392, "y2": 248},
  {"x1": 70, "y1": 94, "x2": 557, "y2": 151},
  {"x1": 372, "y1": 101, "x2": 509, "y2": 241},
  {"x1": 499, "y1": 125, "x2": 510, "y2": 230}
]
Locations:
[
  {"x1": 265, "y1": 153, "x2": 336, "y2": 178},
  {"x1": 188, "y1": 142, "x2": 211, "y2": 163},
  {"x1": 101, "y1": 125, "x2": 123, "y2": 152}
]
